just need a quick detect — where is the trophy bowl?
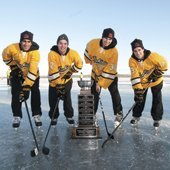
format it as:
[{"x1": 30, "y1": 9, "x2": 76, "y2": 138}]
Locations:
[{"x1": 77, "y1": 80, "x2": 94, "y2": 89}]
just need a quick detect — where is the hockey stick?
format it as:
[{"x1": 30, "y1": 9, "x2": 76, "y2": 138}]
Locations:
[
  {"x1": 99, "y1": 96, "x2": 114, "y2": 139},
  {"x1": 42, "y1": 90, "x2": 64, "y2": 155},
  {"x1": 17, "y1": 74, "x2": 39, "y2": 157},
  {"x1": 42, "y1": 79, "x2": 67, "y2": 155},
  {"x1": 24, "y1": 100, "x2": 40, "y2": 157},
  {"x1": 93, "y1": 71, "x2": 113, "y2": 138},
  {"x1": 42, "y1": 97, "x2": 60, "y2": 155}
]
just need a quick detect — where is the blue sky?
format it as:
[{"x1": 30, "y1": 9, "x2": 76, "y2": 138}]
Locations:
[{"x1": 0, "y1": 0, "x2": 170, "y2": 76}]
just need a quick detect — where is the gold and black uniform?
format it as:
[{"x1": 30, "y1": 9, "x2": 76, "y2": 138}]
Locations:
[
  {"x1": 129, "y1": 49, "x2": 168, "y2": 120},
  {"x1": 2, "y1": 42, "x2": 42, "y2": 118},
  {"x1": 48, "y1": 45, "x2": 83, "y2": 119},
  {"x1": 84, "y1": 38, "x2": 123, "y2": 115}
]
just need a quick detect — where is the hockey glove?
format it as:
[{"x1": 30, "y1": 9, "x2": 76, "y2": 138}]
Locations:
[
  {"x1": 19, "y1": 85, "x2": 31, "y2": 102},
  {"x1": 56, "y1": 84, "x2": 65, "y2": 100},
  {"x1": 134, "y1": 89, "x2": 144, "y2": 104},
  {"x1": 149, "y1": 69, "x2": 164, "y2": 82},
  {"x1": 10, "y1": 68, "x2": 23, "y2": 78},
  {"x1": 62, "y1": 68, "x2": 74, "y2": 80}
]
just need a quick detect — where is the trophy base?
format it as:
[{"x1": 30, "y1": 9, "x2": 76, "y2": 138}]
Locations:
[{"x1": 71, "y1": 126, "x2": 101, "y2": 139}]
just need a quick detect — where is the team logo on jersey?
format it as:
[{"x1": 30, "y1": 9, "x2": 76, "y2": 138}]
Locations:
[
  {"x1": 58, "y1": 65, "x2": 70, "y2": 73},
  {"x1": 141, "y1": 69, "x2": 153, "y2": 78},
  {"x1": 130, "y1": 67, "x2": 135, "y2": 74},
  {"x1": 49, "y1": 62, "x2": 54, "y2": 69},
  {"x1": 93, "y1": 56, "x2": 107, "y2": 71},
  {"x1": 93, "y1": 56, "x2": 107, "y2": 65}
]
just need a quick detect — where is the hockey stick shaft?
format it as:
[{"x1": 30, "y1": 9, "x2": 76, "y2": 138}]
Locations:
[
  {"x1": 24, "y1": 100, "x2": 39, "y2": 150},
  {"x1": 99, "y1": 97, "x2": 112, "y2": 137},
  {"x1": 43, "y1": 97, "x2": 60, "y2": 147}
]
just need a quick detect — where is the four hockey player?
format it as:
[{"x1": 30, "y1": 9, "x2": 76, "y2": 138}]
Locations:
[{"x1": 1, "y1": 31, "x2": 169, "y2": 132}]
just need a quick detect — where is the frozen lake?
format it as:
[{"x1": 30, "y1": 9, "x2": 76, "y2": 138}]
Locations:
[{"x1": 0, "y1": 77, "x2": 170, "y2": 170}]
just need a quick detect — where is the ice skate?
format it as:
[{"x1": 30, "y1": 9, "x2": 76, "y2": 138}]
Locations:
[
  {"x1": 153, "y1": 120, "x2": 160, "y2": 131},
  {"x1": 66, "y1": 117, "x2": 75, "y2": 126},
  {"x1": 51, "y1": 118, "x2": 58, "y2": 128},
  {"x1": 12, "y1": 116, "x2": 21, "y2": 129},
  {"x1": 130, "y1": 117, "x2": 140, "y2": 126},
  {"x1": 34, "y1": 115, "x2": 42, "y2": 127},
  {"x1": 114, "y1": 112, "x2": 123, "y2": 128}
]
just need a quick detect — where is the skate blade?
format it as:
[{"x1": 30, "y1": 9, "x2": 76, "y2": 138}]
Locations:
[
  {"x1": 52, "y1": 125, "x2": 56, "y2": 128},
  {"x1": 154, "y1": 127, "x2": 159, "y2": 136},
  {"x1": 155, "y1": 127, "x2": 159, "y2": 130},
  {"x1": 36, "y1": 126, "x2": 42, "y2": 129},
  {"x1": 154, "y1": 127, "x2": 160, "y2": 132},
  {"x1": 14, "y1": 127, "x2": 19, "y2": 131},
  {"x1": 114, "y1": 124, "x2": 122, "y2": 129},
  {"x1": 114, "y1": 121, "x2": 122, "y2": 128},
  {"x1": 131, "y1": 124, "x2": 138, "y2": 127},
  {"x1": 68, "y1": 124, "x2": 74, "y2": 127}
]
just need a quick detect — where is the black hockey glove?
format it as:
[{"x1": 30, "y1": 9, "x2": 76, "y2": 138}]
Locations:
[
  {"x1": 134, "y1": 89, "x2": 144, "y2": 104},
  {"x1": 19, "y1": 85, "x2": 31, "y2": 102},
  {"x1": 149, "y1": 69, "x2": 164, "y2": 82},
  {"x1": 56, "y1": 84, "x2": 65, "y2": 100},
  {"x1": 62, "y1": 68, "x2": 74, "y2": 80},
  {"x1": 10, "y1": 68, "x2": 23, "y2": 78}
]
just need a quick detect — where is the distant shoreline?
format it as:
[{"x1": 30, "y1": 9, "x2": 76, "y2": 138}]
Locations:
[{"x1": 1, "y1": 74, "x2": 170, "y2": 79}]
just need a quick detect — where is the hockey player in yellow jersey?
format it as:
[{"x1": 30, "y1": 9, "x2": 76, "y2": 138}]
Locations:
[
  {"x1": 129, "y1": 39, "x2": 168, "y2": 129},
  {"x1": 84, "y1": 28, "x2": 123, "y2": 127},
  {"x1": 2, "y1": 31, "x2": 42, "y2": 128},
  {"x1": 48, "y1": 34, "x2": 83, "y2": 126}
]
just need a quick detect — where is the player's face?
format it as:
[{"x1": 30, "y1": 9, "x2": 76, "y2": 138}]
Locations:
[
  {"x1": 102, "y1": 37, "x2": 112, "y2": 47},
  {"x1": 20, "y1": 39, "x2": 32, "y2": 52},
  {"x1": 58, "y1": 40, "x2": 68, "y2": 55},
  {"x1": 133, "y1": 47, "x2": 144, "y2": 59}
]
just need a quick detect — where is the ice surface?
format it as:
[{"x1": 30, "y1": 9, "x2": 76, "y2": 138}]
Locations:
[{"x1": 0, "y1": 78, "x2": 170, "y2": 170}]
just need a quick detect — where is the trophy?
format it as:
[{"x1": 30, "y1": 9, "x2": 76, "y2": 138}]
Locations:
[{"x1": 72, "y1": 78, "x2": 100, "y2": 139}]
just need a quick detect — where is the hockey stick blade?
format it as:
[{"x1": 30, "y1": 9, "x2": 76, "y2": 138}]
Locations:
[{"x1": 101, "y1": 103, "x2": 136, "y2": 148}]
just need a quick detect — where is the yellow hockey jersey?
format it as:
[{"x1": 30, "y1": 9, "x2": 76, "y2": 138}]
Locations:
[
  {"x1": 84, "y1": 38, "x2": 118, "y2": 89},
  {"x1": 129, "y1": 50, "x2": 168, "y2": 89},
  {"x1": 2, "y1": 42, "x2": 40, "y2": 87},
  {"x1": 48, "y1": 46, "x2": 83, "y2": 87}
]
